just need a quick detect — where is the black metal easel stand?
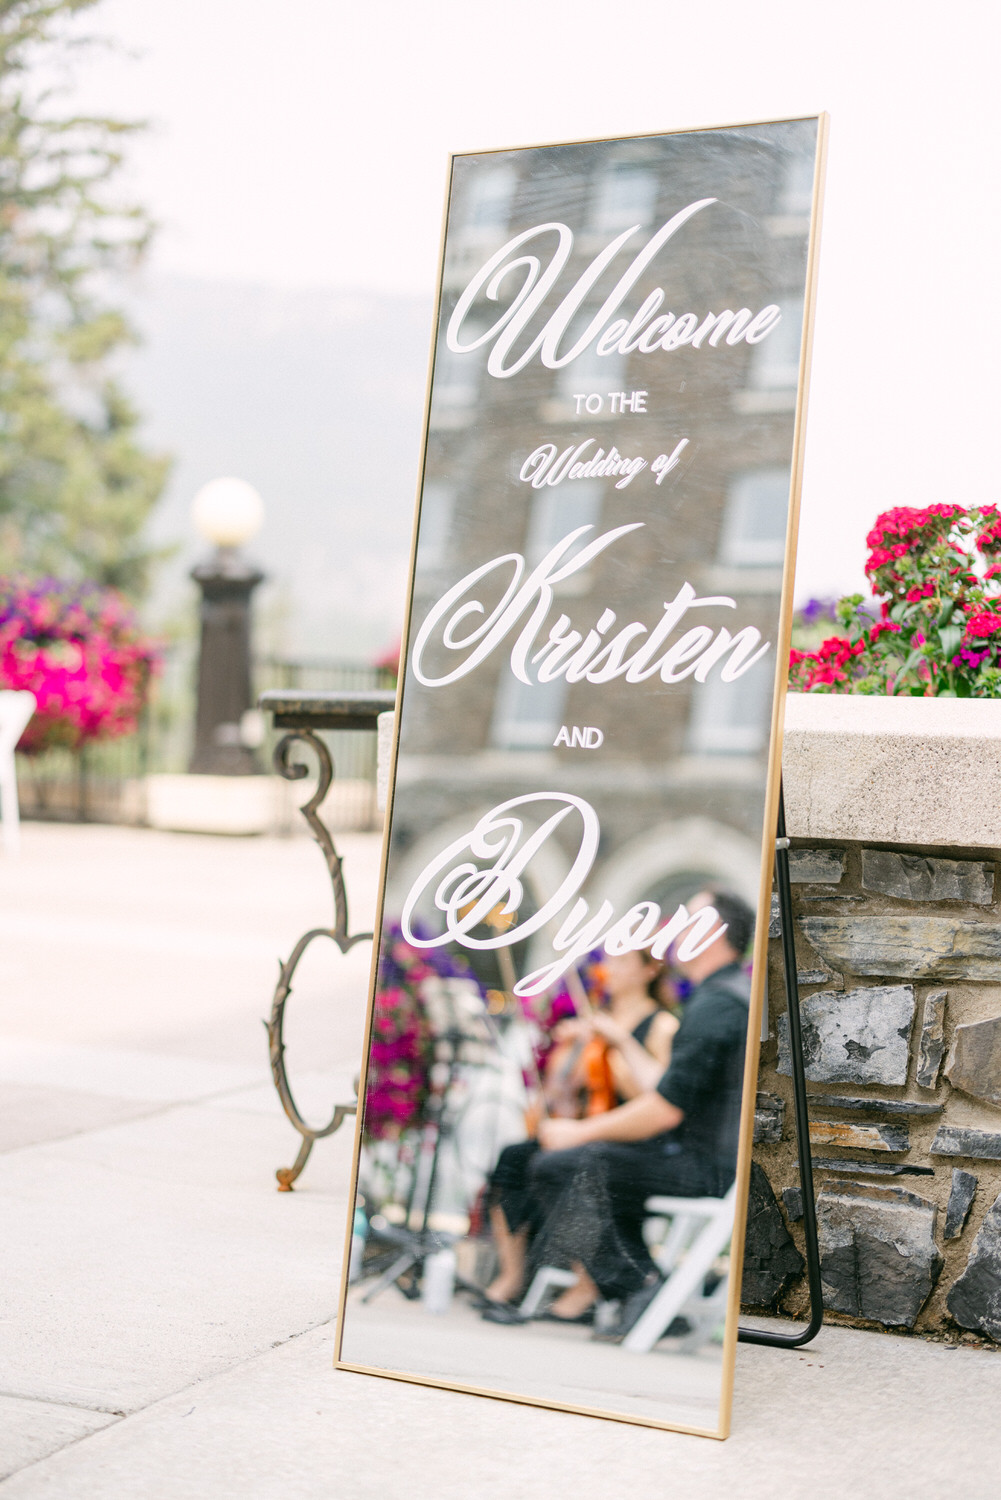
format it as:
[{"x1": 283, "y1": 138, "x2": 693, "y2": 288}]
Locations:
[{"x1": 738, "y1": 783, "x2": 823, "y2": 1348}]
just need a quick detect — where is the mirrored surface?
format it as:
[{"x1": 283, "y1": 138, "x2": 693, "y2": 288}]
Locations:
[{"x1": 337, "y1": 118, "x2": 823, "y2": 1436}]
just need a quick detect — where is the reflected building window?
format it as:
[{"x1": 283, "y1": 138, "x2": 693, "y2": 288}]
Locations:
[
  {"x1": 490, "y1": 674, "x2": 572, "y2": 751},
  {"x1": 589, "y1": 162, "x2": 659, "y2": 233},
  {"x1": 778, "y1": 152, "x2": 815, "y2": 216},
  {"x1": 748, "y1": 296, "x2": 803, "y2": 390},
  {"x1": 685, "y1": 657, "x2": 772, "y2": 756},
  {"x1": 555, "y1": 324, "x2": 627, "y2": 404},
  {"x1": 523, "y1": 478, "x2": 604, "y2": 595},
  {"x1": 718, "y1": 469, "x2": 789, "y2": 568},
  {"x1": 461, "y1": 163, "x2": 518, "y2": 232},
  {"x1": 444, "y1": 166, "x2": 519, "y2": 295},
  {"x1": 491, "y1": 481, "x2": 604, "y2": 749},
  {"x1": 432, "y1": 318, "x2": 486, "y2": 417},
  {"x1": 415, "y1": 481, "x2": 457, "y2": 575}
]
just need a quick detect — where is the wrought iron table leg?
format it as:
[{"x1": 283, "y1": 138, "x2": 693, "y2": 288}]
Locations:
[
  {"x1": 267, "y1": 728, "x2": 371, "y2": 1190},
  {"x1": 275, "y1": 1136, "x2": 315, "y2": 1193}
]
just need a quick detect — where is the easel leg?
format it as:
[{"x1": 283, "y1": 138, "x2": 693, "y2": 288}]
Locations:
[{"x1": 738, "y1": 781, "x2": 824, "y2": 1348}]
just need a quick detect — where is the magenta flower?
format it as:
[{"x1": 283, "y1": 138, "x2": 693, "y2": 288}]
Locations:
[
  {"x1": 791, "y1": 504, "x2": 1001, "y2": 697},
  {"x1": 0, "y1": 577, "x2": 162, "y2": 753}
]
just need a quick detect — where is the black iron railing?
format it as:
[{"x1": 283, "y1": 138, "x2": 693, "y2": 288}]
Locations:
[{"x1": 15, "y1": 657, "x2": 396, "y2": 828}]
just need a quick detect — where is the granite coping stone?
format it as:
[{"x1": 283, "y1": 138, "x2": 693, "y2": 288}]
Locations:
[{"x1": 782, "y1": 693, "x2": 1001, "y2": 848}]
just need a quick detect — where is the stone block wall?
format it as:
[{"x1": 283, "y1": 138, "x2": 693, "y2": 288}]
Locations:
[{"x1": 744, "y1": 696, "x2": 1001, "y2": 1342}]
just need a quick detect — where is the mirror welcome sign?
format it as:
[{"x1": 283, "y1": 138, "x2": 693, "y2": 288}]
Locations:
[{"x1": 337, "y1": 115, "x2": 827, "y2": 1438}]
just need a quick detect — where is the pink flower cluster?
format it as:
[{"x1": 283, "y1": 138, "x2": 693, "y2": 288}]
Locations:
[
  {"x1": 977, "y1": 507, "x2": 1001, "y2": 555},
  {"x1": 0, "y1": 577, "x2": 162, "y2": 753},
  {"x1": 864, "y1": 504, "x2": 965, "y2": 585},
  {"x1": 965, "y1": 611, "x2": 1001, "y2": 639},
  {"x1": 372, "y1": 638, "x2": 401, "y2": 678},
  {"x1": 366, "y1": 978, "x2": 432, "y2": 1138},
  {"x1": 790, "y1": 503, "x2": 1001, "y2": 696},
  {"x1": 363, "y1": 929, "x2": 484, "y2": 1142},
  {"x1": 789, "y1": 635, "x2": 865, "y2": 691}
]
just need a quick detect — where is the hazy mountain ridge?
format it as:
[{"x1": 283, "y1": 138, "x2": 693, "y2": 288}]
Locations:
[{"x1": 125, "y1": 275, "x2": 434, "y2": 657}]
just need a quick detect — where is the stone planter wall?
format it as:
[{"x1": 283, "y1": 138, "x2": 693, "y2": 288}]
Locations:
[{"x1": 744, "y1": 694, "x2": 1001, "y2": 1343}]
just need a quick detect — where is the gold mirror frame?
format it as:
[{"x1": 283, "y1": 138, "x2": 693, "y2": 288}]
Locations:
[{"x1": 336, "y1": 114, "x2": 828, "y2": 1439}]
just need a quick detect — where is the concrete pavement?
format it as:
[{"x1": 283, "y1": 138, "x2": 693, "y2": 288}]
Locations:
[{"x1": 2, "y1": 822, "x2": 999, "y2": 1498}]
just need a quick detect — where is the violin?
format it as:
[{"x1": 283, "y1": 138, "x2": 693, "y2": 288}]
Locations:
[
  {"x1": 526, "y1": 967, "x2": 617, "y2": 1126},
  {"x1": 469, "y1": 898, "x2": 616, "y2": 1126},
  {"x1": 540, "y1": 1030, "x2": 615, "y2": 1118}
]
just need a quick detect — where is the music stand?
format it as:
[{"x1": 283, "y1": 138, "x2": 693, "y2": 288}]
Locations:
[{"x1": 360, "y1": 977, "x2": 496, "y2": 1304}]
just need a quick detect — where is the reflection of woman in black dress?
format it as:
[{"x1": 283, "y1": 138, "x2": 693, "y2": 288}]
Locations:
[{"x1": 482, "y1": 949, "x2": 677, "y2": 1315}]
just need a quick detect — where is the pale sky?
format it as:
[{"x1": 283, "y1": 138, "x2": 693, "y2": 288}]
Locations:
[{"x1": 70, "y1": 0, "x2": 998, "y2": 604}]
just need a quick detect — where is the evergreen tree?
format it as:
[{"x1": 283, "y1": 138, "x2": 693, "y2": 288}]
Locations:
[{"x1": 0, "y1": 0, "x2": 168, "y2": 598}]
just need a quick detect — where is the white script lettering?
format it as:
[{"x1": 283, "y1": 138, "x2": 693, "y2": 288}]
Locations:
[
  {"x1": 446, "y1": 206, "x2": 782, "y2": 378},
  {"x1": 520, "y1": 438, "x2": 688, "y2": 491},
  {"x1": 410, "y1": 524, "x2": 771, "y2": 689},
  {"x1": 400, "y1": 793, "x2": 727, "y2": 995}
]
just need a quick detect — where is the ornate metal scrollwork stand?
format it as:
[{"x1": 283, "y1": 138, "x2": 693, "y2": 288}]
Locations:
[{"x1": 260, "y1": 689, "x2": 395, "y2": 1190}]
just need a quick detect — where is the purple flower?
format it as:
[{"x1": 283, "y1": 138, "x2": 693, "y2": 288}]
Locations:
[{"x1": 799, "y1": 597, "x2": 840, "y2": 625}]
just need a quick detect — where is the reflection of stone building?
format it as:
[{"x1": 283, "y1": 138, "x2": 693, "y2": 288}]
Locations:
[{"x1": 387, "y1": 123, "x2": 818, "y2": 971}]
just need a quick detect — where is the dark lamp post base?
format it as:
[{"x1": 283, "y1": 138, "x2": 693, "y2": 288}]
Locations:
[{"x1": 189, "y1": 549, "x2": 264, "y2": 776}]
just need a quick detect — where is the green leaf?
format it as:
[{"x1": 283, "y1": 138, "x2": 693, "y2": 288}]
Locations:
[{"x1": 938, "y1": 624, "x2": 964, "y2": 659}]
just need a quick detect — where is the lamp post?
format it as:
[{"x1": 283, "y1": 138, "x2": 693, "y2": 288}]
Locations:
[{"x1": 189, "y1": 477, "x2": 265, "y2": 776}]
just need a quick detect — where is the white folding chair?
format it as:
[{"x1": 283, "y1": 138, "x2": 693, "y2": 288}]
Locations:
[
  {"x1": 622, "y1": 1183, "x2": 737, "y2": 1354},
  {"x1": 0, "y1": 692, "x2": 36, "y2": 856},
  {"x1": 519, "y1": 1265, "x2": 578, "y2": 1317}
]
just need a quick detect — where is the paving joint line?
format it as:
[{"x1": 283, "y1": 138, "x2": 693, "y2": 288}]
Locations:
[
  {"x1": 0, "y1": 1390, "x2": 128, "y2": 1418},
  {"x1": 0, "y1": 1316, "x2": 339, "y2": 1486},
  {"x1": 0, "y1": 1077, "x2": 277, "y2": 1159}
]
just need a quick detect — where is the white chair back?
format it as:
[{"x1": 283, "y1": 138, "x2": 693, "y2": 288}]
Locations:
[
  {"x1": 0, "y1": 691, "x2": 37, "y2": 855},
  {"x1": 622, "y1": 1183, "x2": 738, "y2": 1354}
]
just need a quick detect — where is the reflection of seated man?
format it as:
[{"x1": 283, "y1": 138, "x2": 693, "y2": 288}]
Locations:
[
  {"x1": 482, "y1": 949, "x2": 677, "y2": 1312},
  {"x1": 494, "y1": 889, "x2": 753, "y2": 1330}
]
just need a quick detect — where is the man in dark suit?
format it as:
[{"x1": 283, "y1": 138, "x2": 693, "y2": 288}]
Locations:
[{"x1": 487, "y1": 887, "x2": 753, "y2": 1331}]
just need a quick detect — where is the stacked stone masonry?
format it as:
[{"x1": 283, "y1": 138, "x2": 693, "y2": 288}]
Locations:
[{"x1": 745, "y1": 835, "x2": 1001, "y2": 1343}]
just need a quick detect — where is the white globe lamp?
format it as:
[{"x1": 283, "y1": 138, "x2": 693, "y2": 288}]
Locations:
[{"x1": 192, "y1": 477, "x2": 264, "y2": 550}]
